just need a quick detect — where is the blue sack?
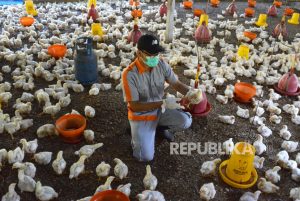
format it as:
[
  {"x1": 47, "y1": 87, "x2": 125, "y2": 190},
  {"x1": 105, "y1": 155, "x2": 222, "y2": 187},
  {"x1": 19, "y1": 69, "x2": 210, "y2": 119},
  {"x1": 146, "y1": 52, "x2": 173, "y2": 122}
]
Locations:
[{"x1": 0, "y1": 0, "x2": 23, "y2": 6}]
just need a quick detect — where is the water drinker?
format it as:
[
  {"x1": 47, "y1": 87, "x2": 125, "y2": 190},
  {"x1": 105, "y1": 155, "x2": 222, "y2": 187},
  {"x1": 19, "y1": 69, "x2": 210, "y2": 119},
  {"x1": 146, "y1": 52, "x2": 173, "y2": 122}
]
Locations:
[
  {"x1": 274, "y1": 68, "x2": 300, "y2": 96},
  {"x1": 56, "y1": 114, "x2": 86, "y2": 144},
  {"x1": 288, "y1": 13, "x2": 299, "y2": 25},
  {"x1": 245, "y1": 7, "x2": 255, "y2": 17},
  {"x1": 234, "y1": 82, "x2": 256, "y2": 103},
  {"x1": 195, "y1": 21, "x2": 211, "y2": 44},
  {"x1": 255, "y1": 14, "x2": 268, "y2": 27},
  {"x1": 248, "y1": 0, "x2": 256, "y2": 7},
  {"x1": 91, "y1": 22, "x2": 104, "y2": 37},
  {"x1": 180, "y1": 92, "x2": 212, "y2": 117},
  {"x1": 267, "y1": 4, "x2": 277, "y2": 17},
  {"x1": 20, "y1": 16, "x2": 34, "y2": 27},
  {"x1": 237, "y1": 45, "x2": 250, "y2": 60},
  {"x1": 87, "y1": 4, "x2": 99, "y2": 22},
  {"x1": 272, "y1": 16, "x2": 288, "y2": 38},
  {"x1": 127, "y1": 24, "x2": 142, "y2": 45},
  {"x1": 91, "y1": 190, "x2": 130, "y2": 201},
  {"x1": 244, "y1": 31, "x2": 257, "y2": 40},
  {"x1": 226, "y1": 0, "x2": 237, "y2": 16},
  {"x1": 183, "y1": 1, "x2": 193, "y2": 9},
  {"x1": 159, "y1": 1, "x2": 167, "y2": 17},
  {"x1": 48, "y1": 44, "x2": 67, "y2": 59},
  {"x1": 219, "y1": 142, "x2": 258, "y2": 189},
  {"x1": 284, "y1": 7, "x2": 294, "y2": 16}
]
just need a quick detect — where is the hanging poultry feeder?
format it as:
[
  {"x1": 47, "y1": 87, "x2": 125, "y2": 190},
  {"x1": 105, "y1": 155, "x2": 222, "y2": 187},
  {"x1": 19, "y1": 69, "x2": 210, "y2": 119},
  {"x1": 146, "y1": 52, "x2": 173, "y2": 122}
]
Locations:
[
  {"x1": 255, "y1": 14, "x2": 268, "y2": 27},
  {"x1": 226, "y1": 0, "x2": 237, "y2": 16},
  {"x1": 237, "y1": 45, "x2": 250, "y2": 60},
  {"x1": 91, "y1": 22, "x2": 104, "y2": 37},
  {"x1": 195, "y1": 21, "x2": 211, "y2": 43},
  {"x1": 159, "y1": 1, "x2": 167, "y2": 17},
  {"x1": 87, "y1": 0, "x2": 97, "y2": 8},
  {"x1": 131, "y1": 9, "x2": 143, "y2": 18},
  {"x1": 288, "y1": 13, "x2": 299, "y2": 25},
  {"x1": 274, "y1": 67, "x2": 300, "y2": 96},
  {"x1": 129, "y1": 0, "x2": 140, "y2": 6},
  {"x1": 267, "y1": 4, "x2": 277, "y2": 17},
  {"x1": 180, "y1": 65, "x2": 212, "y2": 117},
  {"x1": 56, "y1": 114, "x2": 86, "y2": 144},
  {"x1": 219, "y1": 142, "x2": 258, "y2": 189},
  {"x1": 194, "y1": 9, "x2": 204, "y2": 17},
  {"x1": 20, "y1": 16, "x2": 34, "y2": 27},
  {"x1": 183, "y1": 1, "x2": 193, "y2": 9},
  {"x1": 127, "y1": 24, "x2": 142, "y2": 45},
  {"x1": 284, "y1": 7, "x2": 294, "y2": 16},
  {"x1": 87, "y1": 4, "x2": 99, "y2": 22},
  {"x1": 234, "y1": 82, "x2": 256, "y2": 103},
  {"x1": 272, "y1": 16, "x2": 288, "y2": 38},
  {"x1": 48, "y1": 44, "x2": 67, "y2": 59},
  {"x1": 91, "y1": 190, "x2": 129, "y2": 201},
  {"x1": 210, "y1": 0, "x2": 220, "y2": 7},
  {"x1": 245, "y1": 7, "x2": 255, "y2": 17},
  {"x1": 273, "y1": 0, "x2": 282, "y2": 7},
  {"x1": 25, "y1": 0, "x2": 38, "y2": 16},
  {"x1": 248, "y1": 0, "x2": 256, "y2": 7}
]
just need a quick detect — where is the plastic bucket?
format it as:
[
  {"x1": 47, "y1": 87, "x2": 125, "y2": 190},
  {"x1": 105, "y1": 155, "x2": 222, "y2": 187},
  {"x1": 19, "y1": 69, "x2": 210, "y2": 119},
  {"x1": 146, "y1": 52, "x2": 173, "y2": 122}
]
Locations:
[
  {"x1": 91, "y1": 190, "x2": 130, "y2": 201},
  {"x1": 48, "y1": 45, "x2": 67, "y2": 59}
]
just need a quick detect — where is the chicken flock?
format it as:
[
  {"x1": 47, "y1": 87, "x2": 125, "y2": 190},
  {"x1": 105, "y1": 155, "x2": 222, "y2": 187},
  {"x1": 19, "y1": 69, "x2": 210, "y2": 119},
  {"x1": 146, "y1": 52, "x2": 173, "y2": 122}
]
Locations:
[{"x1": 0, "y1": 0, "x2": 300, "y2": 200}]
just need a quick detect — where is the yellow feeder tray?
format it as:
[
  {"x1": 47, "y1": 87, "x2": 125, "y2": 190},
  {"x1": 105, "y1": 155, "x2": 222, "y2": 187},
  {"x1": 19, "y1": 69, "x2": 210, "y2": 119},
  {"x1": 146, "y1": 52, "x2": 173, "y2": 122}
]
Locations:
[
  {"x1": 219, "y1": 142, "x2": 258, "y2": 189},
  {"x1": 288, "y1": 13, "x2": 299, "y2": 25},
  {"x1": 91, "y1": 23, "x2": 103, "y2": 37},
  {"x1": 25, "y1": 0, "x2": 38, "y2": 16},
  {"x1": 255, "y1": 14, "x2": 268, "y2": 27},
  {"x1": 88, "y1": 0, "x2": 97, "y2": 8},
  {"x1": 198, "y1": 14, "x2": 209, "y2": 26},
  {"x1": 237, "y1": 45, "x2": 250, "y2": 60}
]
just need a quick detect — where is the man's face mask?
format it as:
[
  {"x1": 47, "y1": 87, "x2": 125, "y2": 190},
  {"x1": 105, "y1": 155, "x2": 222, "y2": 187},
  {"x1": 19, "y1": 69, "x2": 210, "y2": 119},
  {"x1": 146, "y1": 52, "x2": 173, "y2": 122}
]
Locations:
[{"x1": 145, "y1": 55, "x2": 159, "y2": 67}]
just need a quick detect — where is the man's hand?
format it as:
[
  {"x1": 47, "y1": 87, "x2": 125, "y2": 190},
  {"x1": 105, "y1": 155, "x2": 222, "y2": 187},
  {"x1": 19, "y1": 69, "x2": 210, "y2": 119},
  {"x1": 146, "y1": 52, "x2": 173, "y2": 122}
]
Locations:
[
  {"x1": 161, "y1": 97, "x2": 184, "y2": 113},
  {"x1": 185, "y1": 88, "x2": 203, "y2": 104}
]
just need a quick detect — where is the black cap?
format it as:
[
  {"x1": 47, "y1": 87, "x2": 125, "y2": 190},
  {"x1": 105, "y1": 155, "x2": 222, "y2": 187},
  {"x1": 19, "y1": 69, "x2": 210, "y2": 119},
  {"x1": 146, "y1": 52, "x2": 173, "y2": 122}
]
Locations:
[{"x1": 137, "y1": 34, "x2": 165, "y2": 55}]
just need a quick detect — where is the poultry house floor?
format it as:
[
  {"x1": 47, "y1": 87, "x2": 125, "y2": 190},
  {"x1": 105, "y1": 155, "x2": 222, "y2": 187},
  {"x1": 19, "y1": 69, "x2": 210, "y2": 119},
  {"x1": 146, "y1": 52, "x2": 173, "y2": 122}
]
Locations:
[{"x1": 0, "y1": 1, "x2": 300, "y2": 201}]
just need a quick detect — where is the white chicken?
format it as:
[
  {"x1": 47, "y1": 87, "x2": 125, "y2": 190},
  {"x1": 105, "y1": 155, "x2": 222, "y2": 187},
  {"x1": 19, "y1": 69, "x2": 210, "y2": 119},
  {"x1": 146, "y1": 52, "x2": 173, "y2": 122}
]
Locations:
[
  {"x1": 257, "y1": 124, "x2": 272, "y2": 137},
  {"x1": 137, "y1": 190, "x2": 165, "y2": 201},
  {"x1": 18, "y1": 169, "x2": 36, "y2": 193},
  {"x1": 254, "y1": 155, "x2": 265, "y2": 169},
  {"x1": 218, "y1": 115, "x2": 235, "y2": 124},
  {"x1": 292, "y1": 167, "x2": 300, "y2": 182},
  {"x1": 43, "y1": 103, "x2": 61, "y2": 117},
  {"x1": 117, "y1": 183, "x2": 131, "y2": 197},
  {"x1": 281, "y1": 141, "x2": 298, "y2": 152},
  {"x1": 12, "y1": 162, "x2": 36, "y2": 178},
  {"x1": 290, "y1": 187, "x2": 300, "y2": 201},
  {"x1": 254, "y1": 105, "x2": 265, "y2": 117},
  {"x1": 200, "y1": 158, "x2": 221, "y2": 177},
  {"x1": 34, "y1": 152, "x2": 52, "y2": 165},
  {"x1": 199, "y1": 182, "x2": 216, "y2": 201},
  {"x1": 52, "y1": 151, "x2": 66, "y2": 175},
  {"x1": 279, "y1": 125, "x2": 292, "y2": 140},
  {"x1": 257, "y1": 178, "x2": 279, "y2": 193},
  {"x1": 216, "y1": 94, "x2": 228, "y2": 104},
  {"x1": 253, "y1": 134, "x2": 266, "y2": 155},
  {"x1": 265, "y1": 166, "x2": 281, "y2": 183},
  {"x1": 296, "y1": 153, "x2": 300, "y2": 165},
  {"x1": 239, "y1": 190, "x2": 261, "y2": 201},
  {"x1": 83, "y1": 129, "x2": 95, "y2": 143},
  {"x1": 96, "y1": 161, "x2": 111, "y2": 178},
  {"x1": 20, "y1": 138, "x2": 38, "y2": 154},
  {"x1": 269, "y1": 89, "x2": 281, "y2": 101},
  {"x1": 94, "y1": 176, "x2": 115, "y2": 194},
  {"x1": 69, "y1": 155, "x2": 88, "y2": 179},
  {"x1": 143, "y1": 165, "x2": 158, "y2": 191},
  {"x1": 35, "y1": 181, "x2": 58, "y2": 201},
  {"x1": 269, "y1": 114, "x2": 282, "y2": 124},
  {"x1": 0, "y1": 148, "x2": 8, "y2": 168},
  {"x1": 8, "y1": 147, "x2": 24, "y2": 164},
  {"x1": 222, "y1": 138, "x2": 234, "y2": 155},
  {"x1": 36, "y1": 124, "x2": 58, "y2": 138},
  {"x1": 1, "y1": 183, "x2": 20, "y2": 201},
  {"x1": 236, "y1": 106, "x2": 250, "y2": 119},
  {"x1": 276, "y1": 150, "x2": 289, "y2": 166},
  {"x1": 84, "y1": 106, "x2": 95, "y2": 118},
  {"x1": 74, "y1": 143, "x2": 103, "y2": 158},
  {"x1": 114, "y1": 158, "x2": 128, "y2": 179}
]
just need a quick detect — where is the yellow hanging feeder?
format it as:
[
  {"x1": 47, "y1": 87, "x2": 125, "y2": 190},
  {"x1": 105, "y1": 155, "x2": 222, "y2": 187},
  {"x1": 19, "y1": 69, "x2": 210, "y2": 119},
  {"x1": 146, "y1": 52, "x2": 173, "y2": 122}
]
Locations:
[
  {"x1": 198, "y1": 14, "x2": 209, "y2": 26},
  {"x1": 87, "y1": 0, "x2": 97, "y2": 9},
  {"x1": 219, "y1": 142, "x2": 258, "y2": 189},
  {"x1": 237, "y1": 45, "x2": 250, "y2": 60},
  {"x1": 91, "y1": 22, "x2": 103, "y2": 37},
  {"x1": 25, "y1": 0, "x2": 38, "y2": 16}
]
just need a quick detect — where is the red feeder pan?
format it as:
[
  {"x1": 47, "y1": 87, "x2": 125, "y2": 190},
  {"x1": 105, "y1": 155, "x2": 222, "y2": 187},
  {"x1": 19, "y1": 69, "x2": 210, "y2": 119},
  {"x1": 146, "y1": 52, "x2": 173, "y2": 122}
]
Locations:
[
  {"x1": 20, "y1": 17, "x2": 34, "y2": 27},
  {"x1": 244, "y1": 31, "x2": 257, "y2": 40},
  {"x1": 183, "y1": 1, "x2": 193, "y2": 9},
  {"x1": 91, "y1": 190, "x2": 130, "y2": 201},
  {"x1": 180, "y1": 92, "x2": 212, "y2": 117},
  {"x1": 267, "y1": 4, "x2": 277, "y2": 17},
  {"x1": 284, "y1": 8, "x2": 294, "y2": 16},
  {"x1": 273, "y1": 0, "x2": 282, "y2": 7},
  {"x1": 159, "y1": 2, "x2": 167, "y2": 17},
  {"x1": 48, "y1": 44, "x2": 67, "y2": 59},
  {"x1": 234, "y1": 82, "x2": 256, "y2": 103},
  {"x1": 56, "y1": 114, "x2": 86, "y2": 144},
  {"x1": 274, "y1": 69, "x2": 300, "y2": 96},
  {"x1": 245, "y1": 7, "x2": 255, "y2": 17},
  {"x1": 248, "y1": 0, "x2": 256, "y2": 7},
  {"x1": 194, "y1": 9, "x2": 204, "y2": 17}
]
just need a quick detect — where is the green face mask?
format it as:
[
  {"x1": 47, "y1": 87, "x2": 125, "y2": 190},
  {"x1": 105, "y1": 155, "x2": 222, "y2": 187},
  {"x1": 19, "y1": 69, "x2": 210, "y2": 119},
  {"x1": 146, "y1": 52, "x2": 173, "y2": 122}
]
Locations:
[{"x1": 145, "y1": 56, "x2": 159, "y2": 68}]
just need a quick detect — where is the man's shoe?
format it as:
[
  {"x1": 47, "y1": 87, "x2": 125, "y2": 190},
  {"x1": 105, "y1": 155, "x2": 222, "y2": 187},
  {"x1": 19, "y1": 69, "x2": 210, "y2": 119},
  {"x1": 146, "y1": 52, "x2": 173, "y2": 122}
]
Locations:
[{"x1": 156, "y1": 126, "x2": 175, "y2": 142}]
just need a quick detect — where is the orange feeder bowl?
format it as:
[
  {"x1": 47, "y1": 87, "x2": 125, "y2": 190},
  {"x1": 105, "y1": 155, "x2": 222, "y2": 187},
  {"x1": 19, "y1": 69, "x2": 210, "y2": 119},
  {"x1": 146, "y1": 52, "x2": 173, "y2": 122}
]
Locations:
[
  {"x1": 245, "y1": 7, "x2": 255, "y2": 17},
  {"x1": 285, "y1": 8, "x2": 294, "y2": 16},
  {"x1": 91, "y1": 190, "x2": 130, "y2": 201},
  {"x1": 129, "y1": 0, "x2": 140, "y2": 6},
  {"x1": 131, "y1": 10, "x2": 142, "y2": 18},
  {"x1": 273, "y1": 1, "x2": 282, "y2": 7},
  {"x1": 248, "y1": 0, "x2": 256, "y2": 7},
  {"x1": 183, "y1": 1, "x2": 193, "y2": 9},
  {"x1": 194, "y1": 9, "x2": 204, "y2": 17},
  {"x1": 48, "y1": 44, "x2": 67, "y2": 59},
  {"x1": 56, "y1": 114, "x2": 86, "y2": 144},
  {"x1": 210, "y1": 0, "x2": 220, "y2": 7},
  {"x1": 20, "y1": 17, "x2": 34, "y2": 27},
  {"x1": 234, "y1": 82, "x2": 256, "y2": 103},
  {"x1": 244, "y1": 31, "x2": 257, "y2": 40}
]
